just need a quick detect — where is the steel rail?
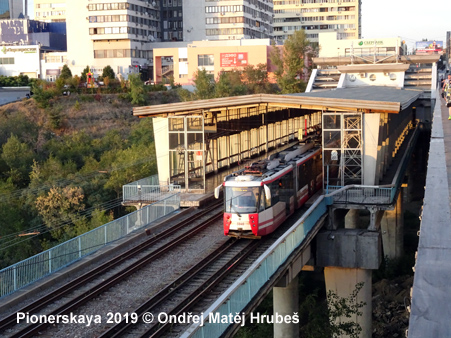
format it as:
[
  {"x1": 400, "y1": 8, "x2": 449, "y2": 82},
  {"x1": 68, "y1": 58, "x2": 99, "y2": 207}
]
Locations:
[
  {"x1": 5, "y1": 201, "x2": 223, "y2": 338},
  {"x1": 99, "y1": 239, "x2": 260, "y2": 338}
]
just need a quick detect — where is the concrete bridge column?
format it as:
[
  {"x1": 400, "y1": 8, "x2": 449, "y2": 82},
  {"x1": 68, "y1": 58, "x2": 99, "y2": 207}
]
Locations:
[
  {"x1": 324, "y1": 267, "x2": 372, "y2": 338},
  {"x1": 345, "y1": 209, "x2": 359, "y2": 229},
  {"x1": 381, "y1": 191, "x2": 404, "y2": 259},
  {"x1": 273, "y1": 274, "x2": 299, "y2": 338}
]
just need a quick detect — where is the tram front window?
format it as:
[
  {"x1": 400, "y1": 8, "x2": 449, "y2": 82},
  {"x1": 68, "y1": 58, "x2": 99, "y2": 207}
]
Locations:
[{"x1": 225, "y1": 187, "x2": 260, "y2": 214}]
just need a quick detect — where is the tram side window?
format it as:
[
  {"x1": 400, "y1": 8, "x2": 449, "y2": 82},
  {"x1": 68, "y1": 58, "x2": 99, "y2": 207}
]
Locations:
[
  {"x1": 298, "y1": 163, "x2": 308, "y2": 191},
  {"x1": 268, "y1": 181, "x2": 280, "y2": 206},
  {"x1": 259, "y1": 187, "x2": 266, "y2": 211},
  {"x1": 279, "y1": 171, "x2": 294, "y2": 202},
  {"x1": 313, "y1": 156, "x2": 321, "y2": 177}
]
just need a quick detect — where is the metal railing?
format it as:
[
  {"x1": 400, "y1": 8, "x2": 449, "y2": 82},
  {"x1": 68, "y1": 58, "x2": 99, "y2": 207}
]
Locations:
[
  {"x1": 0, "y1": 192, "x2": 180, "y2": 298},
  {"x1": 124, "y1": 174, "x2": 160, "y2": 187},
  {"x1": 326, "y1": 185, "x2": 393, "y2": 205},
  {"x1": 123, "y1": 184, "x2": 181, "y2": 203},
  {"x1": 181, "y1": 197, "x2": 328, "y2": 338}
]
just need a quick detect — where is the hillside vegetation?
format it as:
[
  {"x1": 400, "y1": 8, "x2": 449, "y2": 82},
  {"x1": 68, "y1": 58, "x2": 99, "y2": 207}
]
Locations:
[{"x1": 0, "y1": 90, "x2": 180, "y2": 268}]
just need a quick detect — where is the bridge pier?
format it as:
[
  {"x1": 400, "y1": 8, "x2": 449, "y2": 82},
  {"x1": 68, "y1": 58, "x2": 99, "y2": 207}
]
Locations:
[
  {"x1": 324, "y1": 267, "x2": 372, "y2": 338},
  {"x1": 345, "y1": 209, "x2": 360, "y2": 229},
  {"x1": 316, "y1": 228, "x2": 381, "y2": 338},
  {"x1": 380, "y1": 191, "x2": 404, "y2": 259},
  {"x1": 273, "y1": 275, "x2": 299, "y2": 338}
]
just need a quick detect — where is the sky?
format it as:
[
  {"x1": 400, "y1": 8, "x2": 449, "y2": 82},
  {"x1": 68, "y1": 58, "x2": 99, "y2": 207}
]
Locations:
[{"x1": 361, "y1": 0, "x2": 450, "y2": 52}]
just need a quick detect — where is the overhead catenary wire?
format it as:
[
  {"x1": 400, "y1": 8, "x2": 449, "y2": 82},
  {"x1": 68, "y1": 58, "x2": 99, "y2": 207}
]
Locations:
[
  {"x1": 0, "y1": 197, "x2": 125, "y2": 250},
  {"x1": 0, "y1": 155, "x2": 153, "y2": 202}
]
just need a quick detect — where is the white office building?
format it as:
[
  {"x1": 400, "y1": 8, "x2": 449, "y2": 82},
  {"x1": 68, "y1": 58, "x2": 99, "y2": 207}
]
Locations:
[
  {"x1": 65, "y1": 0, "x2": 160, "y2": 79},
  {"x1": 177, "y1": 0, "x2": 273, "y2": 42},
  {"x1": 273, "y1": 0, "x2": 361, "y2": 43}
]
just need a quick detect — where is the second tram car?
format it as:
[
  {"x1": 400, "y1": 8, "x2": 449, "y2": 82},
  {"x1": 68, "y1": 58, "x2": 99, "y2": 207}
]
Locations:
[{"x1": 215, "y1": 142, "x2": 322, "y2": 238}]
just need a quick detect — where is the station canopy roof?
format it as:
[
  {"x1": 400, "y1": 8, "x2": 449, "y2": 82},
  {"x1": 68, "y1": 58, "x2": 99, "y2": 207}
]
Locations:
[{"x1": 133, "y1": 86, "x2": 423, "y2": 118}]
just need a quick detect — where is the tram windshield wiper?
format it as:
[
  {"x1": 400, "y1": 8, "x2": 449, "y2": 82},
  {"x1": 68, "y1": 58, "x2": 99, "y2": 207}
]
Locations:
[{"x1": 230, "y1": 197, "x2": 241, "y2": 217}]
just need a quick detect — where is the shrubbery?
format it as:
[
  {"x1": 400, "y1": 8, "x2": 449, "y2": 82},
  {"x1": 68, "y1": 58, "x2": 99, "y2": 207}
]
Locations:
[{"x1": 0, "y1": 74, "x2": 36, "y2": 87}]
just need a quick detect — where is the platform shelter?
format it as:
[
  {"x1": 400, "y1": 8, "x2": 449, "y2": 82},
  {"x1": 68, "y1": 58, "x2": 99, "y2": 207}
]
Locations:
[{"x1": 134, "y1": 85, "x2": 423, "y2": 194}]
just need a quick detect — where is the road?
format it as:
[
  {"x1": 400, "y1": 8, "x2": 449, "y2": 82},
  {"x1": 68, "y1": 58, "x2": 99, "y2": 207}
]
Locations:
[{"x1": 0, "y1": 87, "x2": 31, "y2": 105}]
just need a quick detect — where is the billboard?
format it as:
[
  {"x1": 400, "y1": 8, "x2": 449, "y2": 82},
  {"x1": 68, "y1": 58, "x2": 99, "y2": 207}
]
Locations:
[
  {"x1": 415, "y1": 41, "x2": 443, "y2": 54},
  {"x1": 220, "y1": 53, "x2": 248, "y2": 67}
]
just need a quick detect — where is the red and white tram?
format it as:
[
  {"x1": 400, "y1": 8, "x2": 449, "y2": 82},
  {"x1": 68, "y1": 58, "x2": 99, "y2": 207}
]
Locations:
[{"x1": 215, "y1": 142, "x2": 322, "y2": 238}]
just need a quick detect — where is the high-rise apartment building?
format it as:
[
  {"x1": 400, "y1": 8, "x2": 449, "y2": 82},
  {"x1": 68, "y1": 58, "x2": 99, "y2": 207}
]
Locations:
[
  {"x1": 273, "y1": 0, "x2": 361, "y2": 43},
  {"x1": 66, "y1": 0, "x2": 160, "y2": 79},
  {"x1": 169, "y1": 0, "x2": 273, "y2": 42},
  {"x1": 34, "y1": 0, "x2": 66, "y2": 22},
  {"x1": 0, "y1": 0, "x2": 25, "y2": 19}
]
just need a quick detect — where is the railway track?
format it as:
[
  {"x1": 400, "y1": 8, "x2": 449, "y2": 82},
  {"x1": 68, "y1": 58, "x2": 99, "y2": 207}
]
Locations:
[
  {"x1": 1, "y1": 201, "x2": 223, "y2": 338},
  {"x1": 99, "y1": 238, "x2": 261, "y2": 338}
]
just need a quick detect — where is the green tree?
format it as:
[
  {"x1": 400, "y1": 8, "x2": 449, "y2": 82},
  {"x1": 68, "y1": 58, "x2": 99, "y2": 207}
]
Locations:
[
  {"x1": 242, "y1": 64, "x2": 272, "y2": 94},
  {"x1": 128, "y1": 73, "x2": 146, "y2": 105},
  {"x1": 70, "y1": 75, "x2": 81, "y2": 89},
  {"x1": 35, "y1": 186, "x2": 85, "y2": 241},
  {"x1": 55, "y1": 76, "x2": 65, "y2": 91},
  {"x1": 104, "y1": 143, "x2": 156, "y2": 197},
  {"x1": 60, "y1": 65, "x2": 72, "y2": 80},
  {"x1": 90, "y1": 209, "x2": 114, "y2": 229},
  {"x1": 0, "y1": 186, "x2": 37, "y2": 268},
  {"x1": 44, "y1": 131, "x2": 94, "y2": 168},
  {"x1": 1, "y1": 134, "x2": 35, "y2": 184},
  {"x1": 270, "y1": 29, "x2": 315, "y2": 93},
  {"x1": 129, "y1": 118, "x2": 154, "y2": 146},
  {"x1": 214, "y1": 71, "x2": 233, "y2": 98},
  {"x1": 298, "y1": 282, "x2": 366, "y2": 338},
  {"x1": 80, "y1": 65, "x2": 90, "y2": 82},
  {"x1": 46, "y1": 104, "x2": 65, "y2": 129},
  {"x1": 0, "y1": 113, "x2": 38, "y2": 146},
  {"x1": 193, "y1": 68, "x2": 215, "y2": 99},
  {"x1": 28, "y1": 156, "x2": 77, "y2": 190},
  {"x1": 176, "y1": 88, "x2": 193, "y2": 102},
  {"x1": 215, "y1": 70, "x2": 247, "y2": 98},
  {"x1": 31, "y1": 80, "x2": 57, "y2": 108},
  {"x1": 102, "y1": 65, "x2": 115, "y2": 80}
]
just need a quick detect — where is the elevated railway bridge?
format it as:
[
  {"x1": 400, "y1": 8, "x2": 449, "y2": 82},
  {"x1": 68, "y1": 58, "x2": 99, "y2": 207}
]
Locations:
[
  {"x1": 0, "y1": 55, "x2": 447, "y2": 338},
  {"x1": 130, "y1": 57, "x2": 437, "y2": 337}
]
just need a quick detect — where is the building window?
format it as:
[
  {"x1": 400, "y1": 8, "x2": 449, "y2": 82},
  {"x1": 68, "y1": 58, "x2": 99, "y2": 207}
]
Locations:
[
  {"x1": 0, "y1": 58, "x2": 14, "y2": 65},
  {"x1": 198, "y1": 54, "x2": 214, "y2": 67}
]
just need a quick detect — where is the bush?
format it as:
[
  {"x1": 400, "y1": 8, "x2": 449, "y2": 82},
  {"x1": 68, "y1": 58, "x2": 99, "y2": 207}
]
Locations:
[
  {"x1": 32, "y1": 80, "x2": 58, "y2": 108},
  {"x1": 79, "y1": 95, "x2": 95, "y2": 102},
  {"x1": 102, "y1": 66, "x2": 115, "y2": 80},
  {"x1": 0, "y1": 74, "x2": 34, "y2": 87},
  {"x1": 60, "y1": 65, "x2": 72, "y2": 80},
  {"x1": 47, "y1": 104, "x2": 64, "y2": 129}
]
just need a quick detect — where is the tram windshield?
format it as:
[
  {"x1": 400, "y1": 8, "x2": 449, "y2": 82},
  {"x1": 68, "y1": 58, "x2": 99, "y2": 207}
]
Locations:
[{"x1": 225, "y1": 186, "x2": 260, "y2": 214}]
